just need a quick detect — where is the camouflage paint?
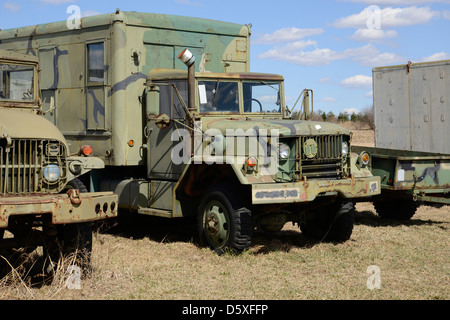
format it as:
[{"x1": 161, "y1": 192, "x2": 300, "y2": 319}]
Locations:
[
  {"x1": 0, "y1": 49, "x2": 118, "y2": 232},
  {"x1": 0, "y1": 11, "x2": 251, "y2": 167},
  {"x1": 145, "y1": 69, "x2": 380, "y2": 217},
  {"x1": 353, "y1": 146, "x2": 450, "y2": 204}
]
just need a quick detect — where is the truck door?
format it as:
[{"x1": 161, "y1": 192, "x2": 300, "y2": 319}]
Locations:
[{"x1": 147, "y1": 80, "x2": 189, "y2": 180}]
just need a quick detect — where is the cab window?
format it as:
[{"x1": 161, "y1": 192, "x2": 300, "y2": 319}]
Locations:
[{"x1": 198, "y1": 80, "x2": 239, "y2": 113}]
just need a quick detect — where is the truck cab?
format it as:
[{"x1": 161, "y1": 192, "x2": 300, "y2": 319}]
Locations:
[{"x1": 0, "y1": 49, "x2": 117, "y2": 270}]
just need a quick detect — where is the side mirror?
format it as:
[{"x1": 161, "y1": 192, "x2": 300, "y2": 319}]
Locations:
[
  {"x1": 43, "y1": 96, "x2": 56, "y2": 115},
  {"x1": 146, "y1": 85, "x2": 160, "y2": 116}
]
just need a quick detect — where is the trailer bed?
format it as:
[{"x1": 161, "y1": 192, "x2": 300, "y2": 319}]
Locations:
[{"x1": 353, "y1": 145, "x2": 450, "y2": 205}]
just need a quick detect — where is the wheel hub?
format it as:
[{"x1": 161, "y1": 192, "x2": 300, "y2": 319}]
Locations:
[{"x1": 204, "y1": 201, "x2": 229, "y2": 247}]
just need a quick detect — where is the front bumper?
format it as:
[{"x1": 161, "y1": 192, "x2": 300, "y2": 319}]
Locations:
[
  {"x1": 0, "y1": 191, "x2": 118, "y2": 228},
  {"x1": 252, "y1": 176, "x2": 380, "y2": 205}
]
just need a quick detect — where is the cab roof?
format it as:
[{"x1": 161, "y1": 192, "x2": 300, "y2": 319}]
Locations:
[
  {"x1": 0, "y1": 49, "x2": 39, "y2": 64},
  {"x1": 147, "y1": 69, "x2": 284, "y2": 83}
]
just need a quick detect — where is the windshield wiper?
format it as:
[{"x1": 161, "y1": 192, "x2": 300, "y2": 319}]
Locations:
[{"x1": 211, "y1": 80, "x2": 220, "y2": 110}]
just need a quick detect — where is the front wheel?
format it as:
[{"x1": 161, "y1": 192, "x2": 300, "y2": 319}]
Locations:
[{"x1": 197, "y1": 185, "x2": 252, "y2": 254}]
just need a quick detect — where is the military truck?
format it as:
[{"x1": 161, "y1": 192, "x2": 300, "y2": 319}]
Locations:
[
  {"x1": 0, "y1": 49, "x2": 118, "y2": 269},
  {"x1": 353, "y1": 59, "x2": 450, "y2": 219},
  {"x1": 0, "y1": 12, "x2": 380, "y2": 253}
]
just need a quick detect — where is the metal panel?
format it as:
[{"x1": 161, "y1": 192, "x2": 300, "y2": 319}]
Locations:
[
  {"x1": 373, "y1": 65, "x2": 411, "y2": 150},
  {"x1": 409, "y1": 62, "x2": 450, "y2": 154},
  {"x1": 374, "y1": 60, "x2": 450, "y2": 154}
]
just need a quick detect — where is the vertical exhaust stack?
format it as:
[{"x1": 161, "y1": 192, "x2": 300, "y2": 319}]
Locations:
[{"x1": 178, "y1": 49, "x2": 196, "y2": 111}]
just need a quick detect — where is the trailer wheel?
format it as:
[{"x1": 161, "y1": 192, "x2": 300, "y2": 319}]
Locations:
[
  {"x1": 374, "y1": 199, "x2": 419, "y2": 220},
  {"x1": 197, "y1": 184, "x2": 252, "y2": 254},
  {"x1": 300, "y1": 200, "x2": 355, "y2": 242}
]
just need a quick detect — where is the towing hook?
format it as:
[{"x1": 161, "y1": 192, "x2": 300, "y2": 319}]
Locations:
[{"x1": 67, "y1": 188, "x2": 82, "y2": 205}]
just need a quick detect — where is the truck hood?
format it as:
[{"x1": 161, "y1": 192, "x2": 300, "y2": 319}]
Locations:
[
  {"x1": 0, "y1": 108, "x2": 68, "y2": 144},
  {"x1": 201, "y1": 117, "x2": 352, "y2": 137}
]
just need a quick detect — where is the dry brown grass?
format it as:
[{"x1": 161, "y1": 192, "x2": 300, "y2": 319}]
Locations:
[{"x1": 0, "y1": 129, "x2": 448, "y2": 301}]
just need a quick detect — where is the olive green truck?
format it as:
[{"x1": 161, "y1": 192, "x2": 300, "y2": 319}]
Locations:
[
  {"x1": 0, "y1": 49, "x2": 117, "y2": 266},
  {"x1": 0, "y1": 11, "x2": 381, "y2": 253}
]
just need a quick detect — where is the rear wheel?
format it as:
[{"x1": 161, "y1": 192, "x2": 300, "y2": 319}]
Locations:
[
  {"x1": 300, "y1": 200, "x2": 355, "y2": 242},
  {"x1": 197, "y1": 184, "x2": 252, "y2": 254},
  {"x1": 374, "y1": 199, "x2": 419, "y2": 220}
]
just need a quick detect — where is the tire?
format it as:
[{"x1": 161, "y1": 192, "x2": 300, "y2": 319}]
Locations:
[
  {"x1": 197, "y1": 184, "x2": 252, "y2": 254},
  {"x1": 374, "y1": 199, "x2": 419, "y2": 220},
  {"x1": 300, "y1": 200, "x2": 355, "y2": 242},
  {"x1": 66, "y1": 178, "x2": 88, "y2": 193}
]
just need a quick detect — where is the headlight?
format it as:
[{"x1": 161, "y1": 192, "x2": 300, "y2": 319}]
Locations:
[
  {"x1": 43, "y1": 164, "x2": 61, "y2": 182},
  {"x1": 360, "y1": 152, "x2": 370, "y2": 167},
  {"x1": 278, "y1": 143, "x2": 290, "y2": 160},
  {"x1": 342, "y1": 142, "x2": 349, "y2": 156}
]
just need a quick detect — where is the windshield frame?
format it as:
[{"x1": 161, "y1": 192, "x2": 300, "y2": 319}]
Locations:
[
  {"x1": 0, "y1": 60, "x2": 38, "y2": 106},
  {"x1": 195, "y1": 77, "x2": 285, "y2": 116}
]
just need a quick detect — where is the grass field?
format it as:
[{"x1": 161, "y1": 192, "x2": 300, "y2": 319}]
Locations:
[{"x1": 0, "y1": 129, "x2": 448, "y2": 301}]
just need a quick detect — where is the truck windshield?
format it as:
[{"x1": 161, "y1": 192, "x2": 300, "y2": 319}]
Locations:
[
  {"x1": 0, "y1": 63, "x2": 34, "y2": 102},
  {"x1": 198, "y1": 80, "x2": 239, "y2": 113},
  {"x1": 243, "y1": 81, "x2": 281, "y2": 114},
  {"x1": 197, "y1": 79, "x2": 282, "y2": 114}
]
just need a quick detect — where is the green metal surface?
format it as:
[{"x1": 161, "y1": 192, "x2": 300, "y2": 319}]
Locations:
[
  {"x1": 0, "y1": 11, "x2": 251, "y2": 167},
  {"x1": 0, "y1": 14, "x2": 380, "y2": 226},
  {"x1": 0, "y1": 191, "x2": 118, "y2": 228},
  {"x1": 353, "y1": 146, "x2": 450, "y2": 204},
  {"x1": 0, "y1": 48, "x2": 118, "y2": 232}
]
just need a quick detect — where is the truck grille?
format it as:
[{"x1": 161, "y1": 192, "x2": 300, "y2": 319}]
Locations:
[
  {"x1": 0, "y1": 139, "x2": 66, "y2": 194},
  {"x1": 299, "y1": 135, "x2": 346, "y2": 179}
]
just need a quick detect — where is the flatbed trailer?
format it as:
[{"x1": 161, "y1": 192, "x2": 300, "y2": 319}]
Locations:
[{"x1": 353, "y1": 145, "x2": 449, "y2": 219}]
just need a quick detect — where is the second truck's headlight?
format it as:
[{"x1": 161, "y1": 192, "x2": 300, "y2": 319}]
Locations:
[
  {"x1": 279, "y1": 143, "x2": 290, "y2": 160},
  {"x1": 43, "y1": 164, "x2": 61, "y2": 182}
]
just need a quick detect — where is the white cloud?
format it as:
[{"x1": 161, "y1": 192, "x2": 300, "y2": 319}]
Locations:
[
  {"x1": 343, "y1": 108, "x2": 361, "y2": 115},
  {"x1": 354, "y1": 50, "x2": 405, "y2": 66},
  {"x1": 334, "y1": 6, "x2": 440, "y2": 29},
  {"x1": 419, "y1": 52, "x2": 450, "y2": 62},
  {"x1": 340, "y1": 75, "x2": 373, "y2": 89},
  {"x1": 352, "y1": 28, "x2": 398, "y2": 42},
  {"x1": 259, "y1": 46, "x2": 339, "y2": 66},
  {"x1": 3, "y1": 2, "x2": 20, "y2": 11},
  {"x1": 259, "y1": 43, "x2": 404, "y2": 67},
  {"x1": 254, "y1": 27, "x2": 324, "y2": 44},
  {"x1": 321, "y1": 97, "x2": 338, "y2": 102},
  {"x1": 365, "y1": 91, "x2": 374, "y2": 99}
]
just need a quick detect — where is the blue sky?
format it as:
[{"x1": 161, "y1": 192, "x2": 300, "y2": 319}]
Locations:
[{"x1": 1, "y1": 0, "x2": 450, "y2": 116}]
